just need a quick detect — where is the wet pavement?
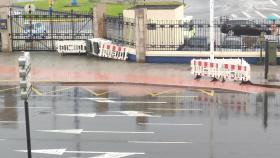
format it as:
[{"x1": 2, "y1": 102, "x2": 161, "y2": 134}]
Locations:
[
  {"x1": 183, "y1": 0, "x2": 280, "y2": 19},
  {"x1": 0, "y1": 52, "x2": 280, "y2": 93},
  {"x1": 0, "y1": 84, "x2": 280, "y2": 158}
]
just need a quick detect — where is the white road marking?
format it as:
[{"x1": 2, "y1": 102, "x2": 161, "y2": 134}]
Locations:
[
  {"x1": 156, "y1": 95, "x2": 197, "y2": 98},
  {"x1": 80, "y1": 98, "x2": 116, "y2": 100},
  {"x1": 241, "y1": 11, "x2": 252, "y2": 18},
  {"x1": 231, "y1": 14, "x2": 238, "y2": 18},
  {"x1": 81, "y1": 98, "x2": 167, "y2": 104},
  {"x1": 0, "y1": 107, "x2": 51, "y2": 109},
  {"x1": 128, "y1": 141, "x2": 192, "y2": 144},
  {"x1": 93, "y1": 99, "x2": 116, "y2": 103},
  {"x1": 97, "y1": 115, "x2": 161, "y2": 118},
  {"x1": 0, "y1": 139, "x2": 6, "y2": 141},
  {"x1": 119, "y1": 111, "x2": 160, "y2": 117},
  {"x1": 16, "y1": 149, "x2": 145, "y2": 157},
  {"x1": 0, "y1": 121, "x2": 24, "y2": 123},
  {"x1": 91, "y1": 153, "x2": 137, "y2": 158},
  {"x1": 270, "y1": 0, "x2": 278, "y2": 6},
  {"x1": 96, "y1": 115, "x2": 134, "y2": 117},
  {"x1": 37, "y1": 129, "x2": 84, "y2": 134},
  {"x1": 138, "y1": 123, "x2": 203, "y2": 126},
  {"x1": 254, "y1": 10, "x2": 266, "y2": 18},
  {"x1": 99, "y1": 100, "x2": 167, "y2": 104},
  {"x1": 16, "y1": 149, "x2": 66, "y2": 155},
  {"x1": 56, "y1": 113, "x2": 96, "y2": 118},
  {"x1": 148, "y1": 108, "x2": 202, "y2": 111},
  {"x1": 36, "y1": 129, "x2": 154, "y2": 134},
  {"x1": 272, "y1": 13, "x2": 280, "y2": 18},
  {"x1": 118, "y1": 101, "x2": 166, "y2": 104},
  {"x1": 84, "y1": 131, "x2": 154, "y2": 134},
  {"x1": 56, "y1": 112, "x2": 160, "y2": 118}
]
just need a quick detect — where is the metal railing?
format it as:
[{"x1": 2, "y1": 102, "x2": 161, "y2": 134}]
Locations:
[
  {"x1": 103, "y1": 16, "x2": 280, "y2": 52},
  {"x1": 10, "y1": 8, "x2": 94, "y2": 51},
  {"x1": 104, "y1": 15, "x2": 136, "y2": 47},
  {"x1": 146, "y1": 19, "x2": 280, "y2": 51}
]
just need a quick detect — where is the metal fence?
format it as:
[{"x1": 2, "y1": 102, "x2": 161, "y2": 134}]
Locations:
[
  {"x1": 146, "y1": 19, "x2": 280, "y2": 51},
  {"x1": 10, "y1": 8, "x2": 94, "y2": 51},
  {"x1": 104, "y1": 15, "x2": 135, "y2": 47}
]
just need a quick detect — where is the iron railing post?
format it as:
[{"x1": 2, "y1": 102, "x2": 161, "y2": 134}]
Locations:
[{"x1": 24, "y1": 99, "x2": 32, "y2": 158}]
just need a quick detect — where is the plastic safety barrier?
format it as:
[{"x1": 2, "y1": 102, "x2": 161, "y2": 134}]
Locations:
[
  {"x1": 56, "y1": 40, "x2": 87, "y2": 55},
  {"x1": 56, "y1": 38, "x2": 130, "y2": 61},
  {"x1": 191, "y1": 58, "x2": 251, "y2": 82},
  {"x1": 86, "y1": 38, "x2": 112, "y2": 56},
  {"x1": 99, "y1": 42, "x2": 129, "y2": 61}
]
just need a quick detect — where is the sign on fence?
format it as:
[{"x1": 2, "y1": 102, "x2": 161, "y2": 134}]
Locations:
[{"x1": 0, "y1": 19, "x2": 7, "y2": 30}]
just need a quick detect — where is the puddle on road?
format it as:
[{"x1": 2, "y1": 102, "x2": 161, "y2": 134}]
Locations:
[{"x1": 0, "y1": 84, "x2": 279, "y2": 158}]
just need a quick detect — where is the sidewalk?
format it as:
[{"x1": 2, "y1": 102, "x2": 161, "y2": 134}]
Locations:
[{"x1": 0, "y1": 52, "x2": 279, "y2": 93}]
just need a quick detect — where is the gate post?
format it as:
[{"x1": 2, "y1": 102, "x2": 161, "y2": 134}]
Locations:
[
  {"x1": 135, "y1": 8, "x2": 147, "y2": 63},
  {"x1": 0, "y1": 0, "x2": 12, "y2": 53},
  {"x1": 93, "y1": 4, "x2": 106, "y2": 38}
]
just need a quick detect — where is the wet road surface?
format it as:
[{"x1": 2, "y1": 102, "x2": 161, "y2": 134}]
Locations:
[
  {"x1": 182, "y1": 0, "x2": 280, "y2": 19},
  {"x1": 0, "y1": 84, "x2": 280, "y2": 158}
]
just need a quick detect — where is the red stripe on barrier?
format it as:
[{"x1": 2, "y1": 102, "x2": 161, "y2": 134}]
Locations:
[
  {"x1": 225, "y1": 64, "x2": 228, "y2": 69},
  {"x1": 231, "y1": 65, "x2": 235, "y2": 70},
  {"x1": 238, "y1": 66, "x2": 241, "y2": 71},
  {"x1": 198, "y1": 61, "x2": 202, "y2": 66},
  {"x1": 107, "y1": 45, "x2": 111, "y2": 49},
  {"x1": 118, "y1": 47, "x2": 122, "y2": 52},
  {"x1": 204, "y1": 62, "x2": 207, "y2": 67},
  {"x1": 210, "y1": 63, "x2": 213, "y2": 68}
]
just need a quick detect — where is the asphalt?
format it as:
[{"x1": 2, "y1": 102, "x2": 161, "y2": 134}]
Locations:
[
  {"x1": 0, "y1": 84, "x2": 280, "y2": 158},
  {"x1": 183, "y1": 0, "x2": 280, "y2": 19}
]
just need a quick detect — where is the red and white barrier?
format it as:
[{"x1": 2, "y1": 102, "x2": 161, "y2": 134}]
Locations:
[
  {"x1": 99, "y1": 43, "x2": 129, "y2": 61},
  {"x1": 191, "y1": 58, "x2": 251, "y2": 82}
]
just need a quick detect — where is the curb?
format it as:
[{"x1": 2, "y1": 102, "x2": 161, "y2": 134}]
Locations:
[{"x1": 0, "y1": 80, "x2": 277, "y2": 92}]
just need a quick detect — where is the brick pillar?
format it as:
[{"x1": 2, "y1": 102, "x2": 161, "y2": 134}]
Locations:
[
  {"x1": 0, "y1": 0, "x2": 12, "y2": 53},
  {"x1": 135, "y1": 8, "x2": 147, "y2": 63},
  {"x1": 93, "y1": 4, "x2": 106, "y2": 38}
]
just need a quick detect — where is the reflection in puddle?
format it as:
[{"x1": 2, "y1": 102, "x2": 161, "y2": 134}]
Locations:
[
  {"x1": 0, "y1": 86, "x2": 18, "y2": 128},
  {"x1": 1, "y1": 84, "x2": 280, "y2": 158}
]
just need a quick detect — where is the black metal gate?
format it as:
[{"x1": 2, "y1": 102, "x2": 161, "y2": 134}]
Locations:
[{"x1": 10, "y1": 8, "x2": 94, "y2": 51}]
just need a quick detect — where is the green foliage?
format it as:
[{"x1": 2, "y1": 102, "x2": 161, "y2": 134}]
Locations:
[
  {"x1": 15, "y1": 0, "x2": 183, "y2": 16},
  {"x1": 15, "y1": 0, "x2": 99, "y2": 12},
  {"x1": 105, "y1": 3, "x2": 131, "y2": 16}
]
